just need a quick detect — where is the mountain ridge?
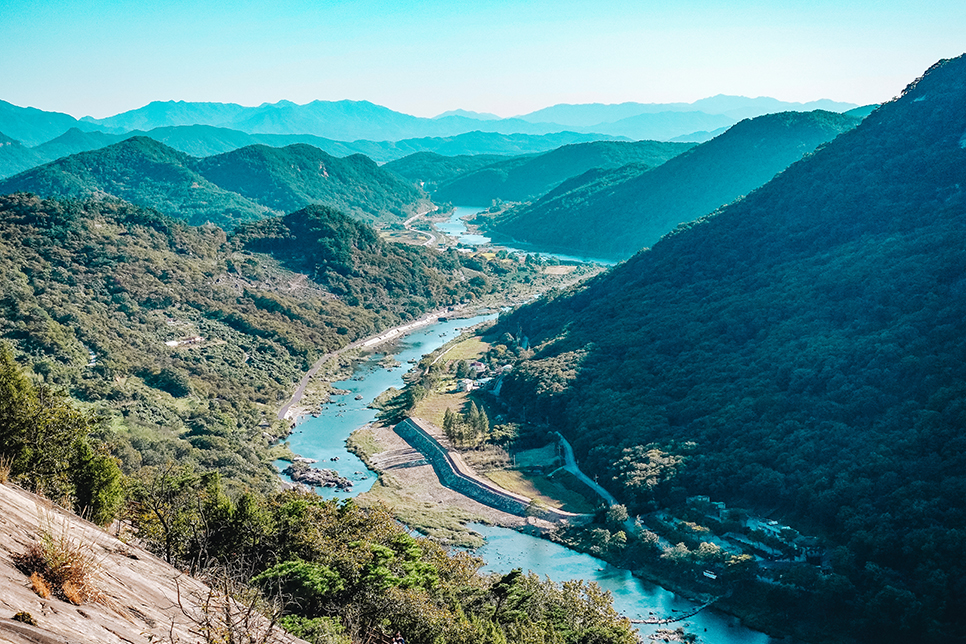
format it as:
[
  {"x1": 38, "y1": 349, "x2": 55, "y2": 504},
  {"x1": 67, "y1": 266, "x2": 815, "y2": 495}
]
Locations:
[
  {"x1": 492, "y1": 54, "x2": 966, "y2": 642},
  {"x1": 0, "y1": 137, "x2": 426, "y2": 228},
  {"x1": 2, "y1": 94, "x2": 857, "y2": 151},
  {"x1": 488, "y1": 109, "x2": 859, "y2": 259}
]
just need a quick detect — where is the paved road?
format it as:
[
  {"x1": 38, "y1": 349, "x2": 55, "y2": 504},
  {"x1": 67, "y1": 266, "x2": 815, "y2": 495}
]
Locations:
[
  {"x1": 403, "y1": 207, "x2": 438, "y2": 246},
  {"x1": 556, "y1": 431, "x2": 642, "y2": 534},
  {"x1": 555, "y1": 431, "x2": 617, "y2": 505}
]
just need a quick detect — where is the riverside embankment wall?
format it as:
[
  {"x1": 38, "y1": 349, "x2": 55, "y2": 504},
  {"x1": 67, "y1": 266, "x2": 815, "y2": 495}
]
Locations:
[{"x1": 394, "y1": 418, "x2": 591, "y2": 524}]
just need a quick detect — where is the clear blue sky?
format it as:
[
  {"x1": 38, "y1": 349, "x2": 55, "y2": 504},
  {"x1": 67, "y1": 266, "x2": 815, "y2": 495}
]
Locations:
[{"x1": 2, "y1": 0, "x2": 964, "y2": 119}]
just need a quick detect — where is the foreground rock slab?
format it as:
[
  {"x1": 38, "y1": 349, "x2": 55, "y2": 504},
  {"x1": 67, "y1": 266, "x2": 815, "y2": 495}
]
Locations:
[{"x1": 0, "y1": 483, "x2": 306, "y2": 644}]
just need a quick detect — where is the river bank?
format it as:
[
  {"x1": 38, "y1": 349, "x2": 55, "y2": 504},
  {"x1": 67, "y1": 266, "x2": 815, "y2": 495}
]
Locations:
[
  {"x1": 276, "y1": 304, "x2": 481, "y2": 422},
  {"x1": 274, "y1": 312, "x2": 773, "y2": 644}
]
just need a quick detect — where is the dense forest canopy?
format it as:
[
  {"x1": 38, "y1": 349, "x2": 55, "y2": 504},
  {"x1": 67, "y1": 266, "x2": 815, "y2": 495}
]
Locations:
[
  {"x1": 0, "y1": 193, "x2": 520, "y2": 489},
  {"x1": 383, "y1": 151, "x2": 513, "y2": 194},
  {"x1": 486, "y1": 110, "x2": 859, "y2": 260},
  {"x1": 0, "y1": 138, "x2": 427, "y2": 229},
  {"x1": 192, "y1": 144, "x2": 428, "y2": 223},
  {"x1": 432, "y1": 139, "x2": 694, "y2": 205},
  {"x1": 494, "y1": 56, "x2": 966, "y2": 641}
]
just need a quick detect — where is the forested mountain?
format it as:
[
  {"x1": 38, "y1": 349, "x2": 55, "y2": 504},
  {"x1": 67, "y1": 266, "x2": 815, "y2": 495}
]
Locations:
[
  {"x1": 488, "y1": 110, "x2": 859, "y2": 259},
  {"x1": 79, "y1": 100, "x2": 252, "y2": 132},
  {"x1": 368, "y1": 130, "x2": 629, "y2": 161},
  {"x1": 0, "y1": 193, "x2": 519, "y2": 487},
  {"x1": 1, "y1": 96, "x2": 859, "y2": 167},
  {"x1": 30, "y1": 127, "x2": 127, "y2": 163},
  {"x1": 192, "y1": 144, "x2": 428, "y2": 222},
  {"x1": 0, "y1": 137, "x2": 274, "y2": 228},
  {"x1": 383, "y1": 152, "x2": 512, "y2": 193},
  {"x1": 433, "y1": 108, "x2": 501, "y2": 120},
  {"x1": 432, "y1": 139, "x2": 693, "y2": 205},
  {"x1": 79, "y1": 99, "x2": 586, "y2": 140},
  {"x1": 581, "y1": 111, "x2": 737, "y2": 141},
  {"x1": 0, "y1": 124, "x2": 634, "y2": 179},
  {"x1": 0, "y1": 130, "x2": 45, "y2": 178},
  {"x1": 0, "y1": 138, "x2": 427, "y2": 228},
  {"x1": 0, "y1": 99, "x2": 101, "y2": 146},
  {"x1": 493, "y1": 56, "x2": 966, "y2": 641}
]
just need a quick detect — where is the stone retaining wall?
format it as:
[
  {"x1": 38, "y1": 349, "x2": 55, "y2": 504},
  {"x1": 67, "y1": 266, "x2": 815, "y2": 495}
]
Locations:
[{"x1": 395, "y1": 418, "x2": 590, "y2": 524}]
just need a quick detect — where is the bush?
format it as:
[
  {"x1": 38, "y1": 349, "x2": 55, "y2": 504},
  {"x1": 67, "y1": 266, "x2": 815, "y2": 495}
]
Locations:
[{"x1": 13, "y1": 519, "x2": 103, "y2": 605}]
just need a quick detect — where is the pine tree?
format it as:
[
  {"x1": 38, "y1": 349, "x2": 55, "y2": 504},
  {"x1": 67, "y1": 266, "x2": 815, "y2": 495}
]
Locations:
[{"x1": 443, "y1": 408, "x2": 458, "y2": 444}]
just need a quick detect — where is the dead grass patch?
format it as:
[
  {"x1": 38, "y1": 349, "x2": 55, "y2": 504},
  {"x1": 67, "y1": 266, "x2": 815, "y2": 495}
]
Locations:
[
  {"x1": 485, "y1": 470, "x2": 597, "y2": 514},
  {"x1": 29, "y1": 571, "x2": 51, "y2": 598},
  {"x1": 14, "y1": 517, "x2": 105, "y2": 605}
]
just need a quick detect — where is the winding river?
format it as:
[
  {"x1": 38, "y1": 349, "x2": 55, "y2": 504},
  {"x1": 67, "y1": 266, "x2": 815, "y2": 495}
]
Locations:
[
  {"x1": 438, "y1": 206, "x2": 619, "y2": 266},
  {"x1": 278, "y1": 315, "x2": 770, "y2": 643}
]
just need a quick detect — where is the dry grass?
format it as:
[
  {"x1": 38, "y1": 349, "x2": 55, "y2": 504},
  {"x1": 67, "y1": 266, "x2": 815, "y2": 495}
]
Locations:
[
  {"x1": 14, "y1": 517, "x2": 104, "y2": 605},
  {"x1": 0, "y1": 454, "x2": 13, "y2": 484},
  {"x1": 358, "y1": 474, "x2": 486, "y2": 548},
  {"x1": 513, "y1": 444, "x2": 561, "y2": 468},
  {"x1": 29, "y1": 571, "x2": 51, "y2": 598},
  {"x1": 485, "y1": 470, "x2": 597, "y2": 514},
  {"x1": 542, "y1": 265, "x2": 577, "y2": 275},
  {"x1": 441, "y1": 337, "x2": 490, "y2": 362},
  {"x1": 411, "y1": 389, "x2": 470, "y2": 427}
]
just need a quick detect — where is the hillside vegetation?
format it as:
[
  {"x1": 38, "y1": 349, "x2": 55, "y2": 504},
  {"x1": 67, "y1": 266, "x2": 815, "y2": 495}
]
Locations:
[
  {"x1": 1, "y1": 126, "x2": 636, "y2": 179},
  {"x1": 0, "y1": 191, "x2": 636, "y2": 643},
  {"x1": 0, "y1": 193, "x2": 535, "y2": 490},
  {"x1": 0, "y1": 131, "x2": 46, "y2": 178},
  {"x1": 432, "y1": 140, "x2": 694, "y2": 205},
  {"x1": 193, "y1": 144, "x2": 427, "y2": 223},
  {"x1": 383, "y1": 152, "x2": 512, "y2": 193},
  {"x1": 0, "y1": 138, "x2": 426, "y2": 228},
  {"x1": 491, "y1": 56, "x2": 966, "y2": 642},
  {"x1": 488, "y1": 110, "x2": 858, "y2": 259}
]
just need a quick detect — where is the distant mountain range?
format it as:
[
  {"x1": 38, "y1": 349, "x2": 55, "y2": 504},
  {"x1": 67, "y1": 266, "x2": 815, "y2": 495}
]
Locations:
[
  {"x1": 486, "y1": 110, "x2": 861, "y2": 259},
  {"x1": 0, "y1": 124, "x2": 632, "y2": 179},
  {"x1": 0, "y1": 137, "x2": 426, "y2": 228},
  {"x1": 513, "y1": 95, "x2": 858, "y2": 126},
  {"x1": 2, "y1": 95, "x2": 861, "y2": 155}
]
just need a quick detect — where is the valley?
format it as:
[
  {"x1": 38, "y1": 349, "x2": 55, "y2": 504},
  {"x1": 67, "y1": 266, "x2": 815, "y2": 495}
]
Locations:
[{"x1": 1, "y1": 50, "x2": 964, "y2": 644}]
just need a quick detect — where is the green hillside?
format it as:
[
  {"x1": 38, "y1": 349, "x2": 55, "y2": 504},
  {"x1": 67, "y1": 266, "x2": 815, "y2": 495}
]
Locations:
[
  {"x1": 194, "y1": 144, "x2": 428, "y2": 223},
  {"x1": 0, "y1": 99, "x2": 97, "y2": 146},
  {"x1": 434, "y1": 139, "x2": 693, "y2": 204},
  {"x1": 31, "y1": 127, "x2": 127, "y2": 162},
  {"x1": 383, "y1": 151, "x2": 511, "y2": 192},
  {"x1": 0, "y1": 131, "x2": 45, "y2": 179},
  {"x1": 491, "y1": 57, "x2": 966, "y2": 641},
  {"x1": 0, "y1": 137, "x2": 273, "y2": 228},
  {"x1": 0, "y1": 138, "x2": 428, "y2": 228},
  {"x1": 0, "y1": 193, "x2": 534, "y2": 489},
  {"x1": 489, "y1": 110, "x2": 858, "y2": 259}
]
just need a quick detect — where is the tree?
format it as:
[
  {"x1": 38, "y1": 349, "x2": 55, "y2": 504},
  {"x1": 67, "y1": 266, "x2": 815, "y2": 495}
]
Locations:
[
  {"x1": 605, "y1": 504, "x2": 629, "y2": 529},
  {"x1": 0, "y1": 343, "x2": 123, "y2": 521}
]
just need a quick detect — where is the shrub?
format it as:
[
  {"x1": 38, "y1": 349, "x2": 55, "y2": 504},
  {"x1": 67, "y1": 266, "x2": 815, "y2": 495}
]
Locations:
[{"x1": 13, "y1": 520, "x2": 103, "y2": 605}]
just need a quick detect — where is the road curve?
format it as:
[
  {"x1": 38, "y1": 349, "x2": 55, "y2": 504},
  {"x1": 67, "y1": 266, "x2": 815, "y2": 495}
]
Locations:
[{"x1": 555, "y1": 431, "x2": 617, "y2": 505}]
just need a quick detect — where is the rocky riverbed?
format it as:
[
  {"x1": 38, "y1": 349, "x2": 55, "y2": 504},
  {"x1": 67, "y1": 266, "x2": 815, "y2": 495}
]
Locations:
[{"x1": 282, "y1": 461, "x2": 353, "y2": 491}]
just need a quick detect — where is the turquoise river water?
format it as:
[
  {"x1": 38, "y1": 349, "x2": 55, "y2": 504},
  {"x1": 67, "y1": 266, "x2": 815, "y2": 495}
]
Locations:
[
  {"x1": 437, "y1": 206, "x2": 619, "y2": 266},
  {"x1": 278, "y1": 314, "x2": 770, "y2": 644}
]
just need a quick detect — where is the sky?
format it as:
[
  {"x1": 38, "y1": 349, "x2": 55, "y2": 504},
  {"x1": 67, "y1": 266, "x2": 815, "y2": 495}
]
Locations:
[{"x1": 2, "y1": 0, "x2": 964, "y2": 119}]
